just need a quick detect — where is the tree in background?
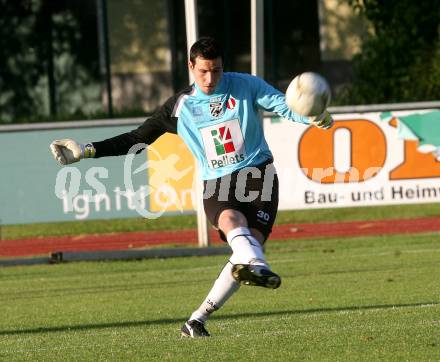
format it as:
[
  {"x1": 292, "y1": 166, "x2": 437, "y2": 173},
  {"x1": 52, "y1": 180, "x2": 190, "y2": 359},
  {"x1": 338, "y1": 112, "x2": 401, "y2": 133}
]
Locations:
[
  {"x1": 0, "y1": 1, "x2": 42, "y2": 123},
  {"x1": 0, "y1": 0, "x2": 101, "y2": 123},
  {"x1": 341, "y1": 0, "x2": 440, "y2": 104}
]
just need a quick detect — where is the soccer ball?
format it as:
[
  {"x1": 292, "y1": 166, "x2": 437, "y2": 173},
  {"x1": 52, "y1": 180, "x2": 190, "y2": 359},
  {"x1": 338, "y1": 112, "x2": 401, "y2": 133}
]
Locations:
[{"x1": 285, "y1": 72, "x2": 331, "y2": 116}]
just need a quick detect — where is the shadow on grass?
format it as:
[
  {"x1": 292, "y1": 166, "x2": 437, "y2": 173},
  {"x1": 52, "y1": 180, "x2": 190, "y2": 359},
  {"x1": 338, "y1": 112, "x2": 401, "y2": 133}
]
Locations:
[
  {"x1": 1, "y1": 301, "x2": 438, "y2": 336},
  {"x1": 0, "y1": 278, "x2": 214, "y2": 302}
]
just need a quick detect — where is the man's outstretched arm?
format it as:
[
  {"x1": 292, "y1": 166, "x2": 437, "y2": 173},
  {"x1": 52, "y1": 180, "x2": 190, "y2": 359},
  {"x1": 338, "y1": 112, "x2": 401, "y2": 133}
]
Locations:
[{"x1": 49, "y1": 90, "x2": 186, "y2": 165}]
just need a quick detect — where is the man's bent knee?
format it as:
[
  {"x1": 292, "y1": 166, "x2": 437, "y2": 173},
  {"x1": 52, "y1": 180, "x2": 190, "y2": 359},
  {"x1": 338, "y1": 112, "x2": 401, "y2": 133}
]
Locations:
[
  {"x1": 218, "y1": 209, "x2": 247, "y2": 235},
  {"x1": 217, "y1": 209, "x2": 266, "y2": 244}
]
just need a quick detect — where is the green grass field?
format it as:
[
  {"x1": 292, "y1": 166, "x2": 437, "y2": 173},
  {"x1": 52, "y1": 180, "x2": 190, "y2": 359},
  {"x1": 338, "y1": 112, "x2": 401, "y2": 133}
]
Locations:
[{"x1": 1, "y1": 232, "x2": 439, "y2": 360}]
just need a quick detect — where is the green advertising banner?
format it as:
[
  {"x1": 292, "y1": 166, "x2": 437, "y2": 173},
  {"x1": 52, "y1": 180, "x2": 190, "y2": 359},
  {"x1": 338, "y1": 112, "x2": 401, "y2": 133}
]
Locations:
[{"x1": 0, "y1": 124, "x2": 157, "y2": 225}]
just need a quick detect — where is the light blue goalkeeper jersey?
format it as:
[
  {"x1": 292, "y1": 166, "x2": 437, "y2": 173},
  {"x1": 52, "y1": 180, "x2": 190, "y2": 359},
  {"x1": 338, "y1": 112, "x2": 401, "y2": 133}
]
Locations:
[
  {"x1": 94, "y1": 72, "x2": 311, "y2": 180},
  {"x1": 173, "y1": 72, "x2": 310, "y2": 180}
]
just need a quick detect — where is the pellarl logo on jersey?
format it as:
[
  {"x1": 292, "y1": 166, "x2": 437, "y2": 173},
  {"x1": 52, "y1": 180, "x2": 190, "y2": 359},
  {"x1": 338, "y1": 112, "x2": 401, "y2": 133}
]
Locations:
[
  {"x1": 201, "y1": 119, "x2": 246, "y2": 169},
  {"x1": 209, "y1": 96, "x2": 224, "y2": 118},
  {"x1": 211, "y1": 126, "x2": 235, "y2": 156}
]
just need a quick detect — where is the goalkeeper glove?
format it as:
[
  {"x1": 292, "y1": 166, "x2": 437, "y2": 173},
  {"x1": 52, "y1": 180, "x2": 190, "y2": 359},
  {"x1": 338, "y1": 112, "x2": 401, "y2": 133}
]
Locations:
[
  {"x1": 309, "y1": 110, "x2": 334, "y2": 129},
  {"x1": 50, "y1": 139, "x2": 95, "y2": 165}
]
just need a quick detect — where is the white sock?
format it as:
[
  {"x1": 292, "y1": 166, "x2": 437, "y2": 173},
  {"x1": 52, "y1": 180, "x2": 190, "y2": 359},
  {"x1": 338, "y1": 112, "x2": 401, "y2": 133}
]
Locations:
[
  {"x1": 189, "y1": 261, "x2": 239, "y2": 323},
  {"x1": 226, "y1": 227, "x2": 267, "y2": 267}
]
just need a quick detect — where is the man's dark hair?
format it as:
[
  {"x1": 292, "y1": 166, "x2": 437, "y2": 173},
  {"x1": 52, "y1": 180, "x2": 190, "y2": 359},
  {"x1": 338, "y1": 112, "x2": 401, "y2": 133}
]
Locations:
[{"x1": 189, "y1": 36, "x2": 223, "y2": 64}]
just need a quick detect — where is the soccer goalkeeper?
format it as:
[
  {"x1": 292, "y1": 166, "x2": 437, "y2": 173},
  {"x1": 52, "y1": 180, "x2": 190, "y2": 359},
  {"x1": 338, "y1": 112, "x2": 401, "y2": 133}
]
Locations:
[{"x1": 50, "y1": 37, "x2": 333, "y2": 338}]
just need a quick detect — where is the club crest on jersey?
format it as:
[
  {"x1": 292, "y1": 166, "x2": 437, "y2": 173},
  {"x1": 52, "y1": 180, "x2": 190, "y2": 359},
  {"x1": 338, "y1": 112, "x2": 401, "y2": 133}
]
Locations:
[
  {"x1": 209, "y1": 96, "x2": 224, "y2": 118},
  {"x1": 201, "y1": 119, "x2": 246, "y2": 169}
]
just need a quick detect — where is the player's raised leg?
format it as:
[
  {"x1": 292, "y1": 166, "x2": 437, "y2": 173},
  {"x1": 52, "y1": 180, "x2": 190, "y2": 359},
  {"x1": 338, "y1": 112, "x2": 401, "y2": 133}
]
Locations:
[{"x1": 219, "y1": 210, "x2": 281, "y2": 289}]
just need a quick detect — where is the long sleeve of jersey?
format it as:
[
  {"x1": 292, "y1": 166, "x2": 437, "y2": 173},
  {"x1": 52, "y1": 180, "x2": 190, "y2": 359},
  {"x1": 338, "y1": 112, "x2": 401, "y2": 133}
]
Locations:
[
  {"x1": 92, "y1": 87, "x2": 192, "y2": 158},
  {"x1": 251, "y1": 75, "x2": 311, "y2": 125}
]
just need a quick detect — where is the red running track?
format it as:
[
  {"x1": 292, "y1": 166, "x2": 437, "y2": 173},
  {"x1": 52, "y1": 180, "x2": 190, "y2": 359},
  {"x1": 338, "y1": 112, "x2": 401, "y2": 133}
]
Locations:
[{"x1": 1, "y1": 217, "x2": 439, "y2": 257}]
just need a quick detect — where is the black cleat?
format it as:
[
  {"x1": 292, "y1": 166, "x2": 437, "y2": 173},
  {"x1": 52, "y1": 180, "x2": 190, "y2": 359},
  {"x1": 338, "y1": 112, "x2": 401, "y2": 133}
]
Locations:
[
  {"x1": 181, "y1": 319, "x2": 210, "y2": 338},
  {"x1": 231, "y1": 264, "x2": 281, "y2": 289}
]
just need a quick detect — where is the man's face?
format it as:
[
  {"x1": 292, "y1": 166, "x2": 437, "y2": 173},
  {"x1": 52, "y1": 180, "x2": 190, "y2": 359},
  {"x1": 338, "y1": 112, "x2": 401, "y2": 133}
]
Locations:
[{"x1": 189, "y1": 56, "x2": 223, "y2": 95}]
